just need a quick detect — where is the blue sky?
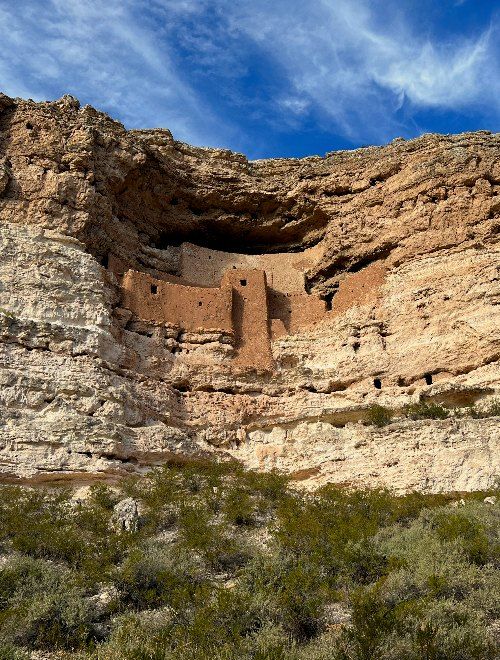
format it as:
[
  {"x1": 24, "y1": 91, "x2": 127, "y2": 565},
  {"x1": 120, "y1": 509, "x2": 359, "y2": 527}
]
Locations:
[{"x1": 0, "y1": 0, "x2": 498, "y2": 158}]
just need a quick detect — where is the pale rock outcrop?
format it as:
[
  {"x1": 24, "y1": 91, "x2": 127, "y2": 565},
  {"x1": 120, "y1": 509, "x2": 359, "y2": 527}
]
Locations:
[
  {"x1": 112, "y1": 498, "x2": 140, "y2": 533},
  {"x1": 235, "y1": 418, "x2": 500, "y2": 493}
]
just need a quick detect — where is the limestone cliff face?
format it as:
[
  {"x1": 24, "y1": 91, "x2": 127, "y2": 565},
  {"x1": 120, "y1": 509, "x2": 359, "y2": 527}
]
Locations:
[{"x1": 0, "y1": 93, "x2": 499, "y2": 491}]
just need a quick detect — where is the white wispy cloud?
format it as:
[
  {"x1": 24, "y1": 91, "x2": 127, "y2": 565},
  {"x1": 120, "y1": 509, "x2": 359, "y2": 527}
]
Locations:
[
  {"x1": 0, "y1": 0, "x2": 225, "y2": 145},
  {"x1": 223, "y1": 0, "x2": 499, "y2": 141},
  {"x1": 0, "y1": 0, "x2": 498, "y2": 152}
]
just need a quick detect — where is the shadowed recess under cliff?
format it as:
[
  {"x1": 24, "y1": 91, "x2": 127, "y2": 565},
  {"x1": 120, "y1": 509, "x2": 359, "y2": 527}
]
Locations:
[{"x1": 104, "y1": 157, "x2": 331, "y2": 264}]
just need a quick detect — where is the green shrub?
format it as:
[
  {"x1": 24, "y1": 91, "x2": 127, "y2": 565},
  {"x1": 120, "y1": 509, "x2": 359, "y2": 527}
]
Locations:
[
  {"x1": 0, "y1": 488, "x2": 83, "y2": 562},
  {"x1": 239, "y1": 469, "x2": 289, "y2": 503},
  {"x1": 0, "y1": 486, "x2": 133, "y2": 581},
  {"x1": 340, "y1": 584, "x2": 396, "y2": 660},
  {"x1": 98, "y1": 612, "x2": 172, "y2": 660},
  {"x1": 223, "y1": 487, "x2": 257, "y2": 527},
  {"x1": 175, "y1": 588, "x2": 261, "y2": 655},
  {"x1": 367, "y1": 404, "x2": 393, "y2": 427},
  {"x1": 0, "y1": 642, "x2": 29, "y2": 659},
  {"x1": 484, "y1": 397, "x2": 500, "y2": 417},
  {"x1": 0, "y1": 556, "x2": 96, "y2": 651},
  {"x1": 116, "y1": 544, "x2": 206, "y2": 611},
  {"x1": 333, "y1": 577, "x2": 498, "y2": 660},
  {"x1": 427, "y1": 509, "x2": 494, "y2": 565},
  {"x1": 177, "y1": 505, "x2": 251, "y2": 571},
  {"x1": 241, "y1": 552, "x2": 328, "y2": 642},
  {"x1": 102, "y1": 589, "x2": 278, "y2": 660},
  {"x1": 403, "y1": 401, "x2": 450, "y2": 420},
  {"x1": 340, "y1": 538, "x2": 389, "y2": 585},
  {"x1": 468, "y1": 397, "x2": 500, "y2": 419}
]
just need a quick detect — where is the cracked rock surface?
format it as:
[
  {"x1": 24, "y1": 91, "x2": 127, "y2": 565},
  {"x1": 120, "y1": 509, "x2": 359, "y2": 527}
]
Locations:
[{"x1": 0, "y1": 93, "x2": 499, "y2": 491}]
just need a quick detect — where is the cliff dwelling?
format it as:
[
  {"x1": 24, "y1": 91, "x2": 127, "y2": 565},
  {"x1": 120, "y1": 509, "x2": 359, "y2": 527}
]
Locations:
[
  {"x1": 114, "y1": 242, "x2": 329, "y2": 369},
  {"x1": 1, "y1": 94, "x2": 499, "y2": 494}
]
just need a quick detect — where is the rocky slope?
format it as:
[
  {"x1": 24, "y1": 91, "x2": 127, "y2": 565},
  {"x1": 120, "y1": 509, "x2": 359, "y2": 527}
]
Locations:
[{"x1": 0, "y1": 93, "x2": 499, "y2": 491}]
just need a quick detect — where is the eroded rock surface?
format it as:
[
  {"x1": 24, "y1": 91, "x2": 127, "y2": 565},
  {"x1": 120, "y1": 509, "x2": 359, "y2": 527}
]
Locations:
[{"x1": 0, "y1": 93, "x2": 499, "y2": 491}]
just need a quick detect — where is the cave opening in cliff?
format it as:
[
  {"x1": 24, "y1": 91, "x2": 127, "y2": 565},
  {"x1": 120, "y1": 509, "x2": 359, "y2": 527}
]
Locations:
[
  {"x1": 324, "y1": 291, "x2": 336, "y2": 311},
  {"x1": 374, "y1": 378, "x2": 382, "y2": 389},
  {"x1": 155, "y1": 234, "x2": 184, "y2": 249},
  {"x1": 154, "y1": 227, "x2": 313, "y2": 255},
  {"x1": 424, "y1": 373, "x2": 433, "y2": 385}
]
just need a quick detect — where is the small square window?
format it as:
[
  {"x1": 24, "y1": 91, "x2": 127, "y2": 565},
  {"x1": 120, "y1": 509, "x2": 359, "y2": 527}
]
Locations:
[
  {"x1": 240, "y1": 279, "x2": 247, "y2": 286},
  {"x1": 151, "y1": 284, "x2": 158, "y2": 294}
]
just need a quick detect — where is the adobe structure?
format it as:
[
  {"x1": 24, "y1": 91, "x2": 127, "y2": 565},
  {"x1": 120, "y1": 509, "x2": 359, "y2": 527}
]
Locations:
[{"x1": 117, "y1": 242, "x2": 330, "y2": 369}]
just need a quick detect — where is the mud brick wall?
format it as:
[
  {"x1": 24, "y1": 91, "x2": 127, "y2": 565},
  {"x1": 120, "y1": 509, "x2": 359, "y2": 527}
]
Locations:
[
  {"x1": 268, "y1": 290, "x2": 327, "y2": 337},
  {"x1": 221, "y1": 269, "x2": 274, "y2": 369},
  {"x1": 180, "y1": 242, "x2": 322, "y2": 293},
  {"x1": 332, "y1": 262, "x2": 387, "y2": 315},
  {"x1": 120, "y1": 250, "x2": 387, "y2": 369},
  {"x1": 121, "y1": 269, "x2": 233, "y2": 332}
]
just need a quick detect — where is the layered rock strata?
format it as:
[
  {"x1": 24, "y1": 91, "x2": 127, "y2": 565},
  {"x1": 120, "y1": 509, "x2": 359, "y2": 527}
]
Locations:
[{"x1": 0, "y1": 93, "x2": 499, "y2": 491}]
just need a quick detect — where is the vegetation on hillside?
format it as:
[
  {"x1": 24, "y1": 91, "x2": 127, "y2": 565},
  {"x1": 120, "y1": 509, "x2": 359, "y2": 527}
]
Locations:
[
  {"x1": 0, "y1": 459, "x2": 498, "y2": 659},
  {"x1": 366, "y1": 398, "x2": 500, "y2": 427}
]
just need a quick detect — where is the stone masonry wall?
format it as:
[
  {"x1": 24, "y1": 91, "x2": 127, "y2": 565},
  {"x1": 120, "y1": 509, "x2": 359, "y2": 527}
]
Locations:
[
  {"x1": 180, "y1": 242, "x2": 323, "y2": 292},
  {"x1": 221, "y1": 269, "x2": 274, "y2": 369},
  {"x1": 120, "y1": 247, "x2": 390, "y2": 367},
  {"x1": 121, "y1": 269, "x2": 233, "y2": 333}
]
